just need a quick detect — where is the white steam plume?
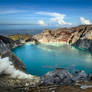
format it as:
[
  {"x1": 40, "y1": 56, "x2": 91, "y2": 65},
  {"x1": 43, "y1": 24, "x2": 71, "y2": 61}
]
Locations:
[{"x1": 0, "y1": 57, "x2": 33, "y2": 79}]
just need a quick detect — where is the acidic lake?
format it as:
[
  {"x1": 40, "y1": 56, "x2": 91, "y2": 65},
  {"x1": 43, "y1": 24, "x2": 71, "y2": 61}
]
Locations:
[{"x1": 13, "y1": 44, "x2": 92, "y2": 76}]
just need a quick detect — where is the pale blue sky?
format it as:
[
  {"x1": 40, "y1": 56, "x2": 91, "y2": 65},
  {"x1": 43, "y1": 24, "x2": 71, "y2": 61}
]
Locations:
[{"x1": 0, "y1": 0, "x2": 92, "y2": 27}]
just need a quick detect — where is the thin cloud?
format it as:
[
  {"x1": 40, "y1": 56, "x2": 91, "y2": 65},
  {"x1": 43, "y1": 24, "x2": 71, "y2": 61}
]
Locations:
[
  {"x1": 0, "y1": 9, "x2": 28, "y2": 15},
  {"x1": 36, "y1": 12, "x2": 72, "y2": 25},
  {"x1": 38, "y1": 20, "x2": 47, "y2": 26},
  {"x1": 80, "y1": 17, "x2": 91, "y2": 25}
]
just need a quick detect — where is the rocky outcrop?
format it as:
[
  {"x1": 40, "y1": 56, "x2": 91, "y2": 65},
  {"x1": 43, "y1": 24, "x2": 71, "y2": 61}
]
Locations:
[
  {"x1": 33, "y1": 25, "x2": 92, "y2": 52},
  {"x1": 0, "y1": 36, "x2": 40, "y2": 92},
  {"x1": 71, "y1": 26, "x2": 92, "y2": 52},
  {"x1": 0, "y1": 35, "x2": 16, "y2": 49},
  {"x1": 25, "y1": 38, "x2": 39, "y2": 44},
  {"x1": 0, "y1": 39, "x2": 25, "y2": 71},
  {"x1": 8, "y1": 34, "x2": 32, "y2": 41},
  {"x1": 40, "y1": 68, "x2": 88, "y2": 86},
  {"x1": 33, "y1": 28, "x2": 71, "y2": 44},
  {"x1": 2, "y1": 51, "x2": 26, "y2": 71},
  {"x1": 8, "y1": 34, "x2": 39, "y2": 45},
  {"x1": 0, "y1": 35, "x2": 24, "y2": 49},
  {"x1": 40, "y1": 68, "x2": 73, "y2": 85}
]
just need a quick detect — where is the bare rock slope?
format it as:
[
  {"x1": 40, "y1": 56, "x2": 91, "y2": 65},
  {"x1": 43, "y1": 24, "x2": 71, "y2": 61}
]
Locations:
[{"x1": 33, "y1": 25, "x2": 92, "y2": 52}]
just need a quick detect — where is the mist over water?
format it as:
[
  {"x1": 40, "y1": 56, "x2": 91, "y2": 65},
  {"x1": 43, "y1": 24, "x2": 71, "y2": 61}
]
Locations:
[{"x1": 13, "y1": 44, "x2": 92, "y2": 76}]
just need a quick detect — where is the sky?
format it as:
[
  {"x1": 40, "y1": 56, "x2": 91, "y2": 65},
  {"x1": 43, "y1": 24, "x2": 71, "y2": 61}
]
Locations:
[{"x1": 0, "y1": 0, "x2": 92, "y2": 27}]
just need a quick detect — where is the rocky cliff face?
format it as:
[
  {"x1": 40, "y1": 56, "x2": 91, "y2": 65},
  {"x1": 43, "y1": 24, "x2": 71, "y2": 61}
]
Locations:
[
  {"x1": 0, "y1": 36, "x2": 25, "y2": 71},
  {"x1": 70, "y1": 25, "x2": 92, "y2": 52},
  {"x1": 33, "y1": 25, "x2": 92, "y2": 52},
  {"x1": 0, "y1": 35, "x2": 40, "y2": 92},
  {"x1": 0, "y1": 35, "x2": 16, "y2": 49},
  {"x1": 33, "y1": 28, "x2": 71, "y2": 44}
]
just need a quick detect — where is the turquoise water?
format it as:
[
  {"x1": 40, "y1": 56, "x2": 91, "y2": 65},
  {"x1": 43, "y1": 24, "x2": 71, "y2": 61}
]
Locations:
[{"x1": 12, "y1": 44, "x2": 92, "y2": 76}]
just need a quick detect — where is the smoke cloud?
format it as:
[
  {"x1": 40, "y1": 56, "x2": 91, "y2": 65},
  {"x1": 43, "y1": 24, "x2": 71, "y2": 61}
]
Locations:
[{"x1": 0, "y1": 57, "x2": 33, "y2": 79}]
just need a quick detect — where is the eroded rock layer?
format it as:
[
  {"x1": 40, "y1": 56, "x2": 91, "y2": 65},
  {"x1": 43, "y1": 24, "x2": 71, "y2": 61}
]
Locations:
[{"x1": 33, "y1": 25, "x2": 92, "y2": 52}]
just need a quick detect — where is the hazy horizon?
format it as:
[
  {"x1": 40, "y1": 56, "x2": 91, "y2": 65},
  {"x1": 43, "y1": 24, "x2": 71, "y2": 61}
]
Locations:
[
  {"x1": 0, "y1": 0, "x2": 92, "y2": 28},
  {"x1": 0, "y1": 0, "x2": 92, "y2": 34}
]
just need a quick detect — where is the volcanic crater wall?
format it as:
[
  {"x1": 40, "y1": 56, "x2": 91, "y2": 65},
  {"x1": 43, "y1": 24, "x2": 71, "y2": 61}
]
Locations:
[{"x1": 33, "y1": 25, "x2": 92, "y2": 53}]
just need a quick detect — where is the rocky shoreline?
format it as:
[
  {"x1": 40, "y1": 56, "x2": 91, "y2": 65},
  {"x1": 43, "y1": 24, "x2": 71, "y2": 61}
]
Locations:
[{"x1": 0, "y1": 25, "x2": 92, "y2": 92}]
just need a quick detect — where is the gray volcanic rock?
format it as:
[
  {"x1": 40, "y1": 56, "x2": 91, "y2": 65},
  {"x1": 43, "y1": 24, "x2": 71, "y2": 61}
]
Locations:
[
  {"x1": 72, "y1": 71, "x2": 87, "y2": 82},
  {"x1": 0, "y1": 35, "x2": 15, "y2": 49},
  {"x1": 40, "y1": 68, "x2": 88, "y2": 85},
  {"x1": 40, "y1": 68, "x2": 73, "y2": 85},
  {"x1": 0, "y1": 35, "x2": 25, "y2": 49},
  {"x1": 72, "y1": 39, "x2": 92, "y2": 52},
  {"x1": 2, "y1": 51, "x2": 26, "y2": 71},
  {"x1": 0, "y1": 40, "x2": 9, "y2": 55},
  {"x1": 0, "y1": 35, "x2": 15, "y2": 44},
  {"x1": 71, "y1": 26, "x2": 92, "y2": 52},
  {"x1": 0, "y1": 39, "x2": 26, "y2": 71}
]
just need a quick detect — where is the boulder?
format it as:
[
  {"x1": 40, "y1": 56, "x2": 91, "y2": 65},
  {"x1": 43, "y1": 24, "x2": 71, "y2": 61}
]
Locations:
[
  {"x1": 88, "y1": 74, "x2": 92, "y2": 81},
  {"x1": 40, "y1": 68, "x2": 73, "y2": 85},
  {"x1": 40, "y1": 68, "x2": 89, "y2": 85},
  {"x1": 72, "y1": 71, "x2": 87, "y2": 82}
]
